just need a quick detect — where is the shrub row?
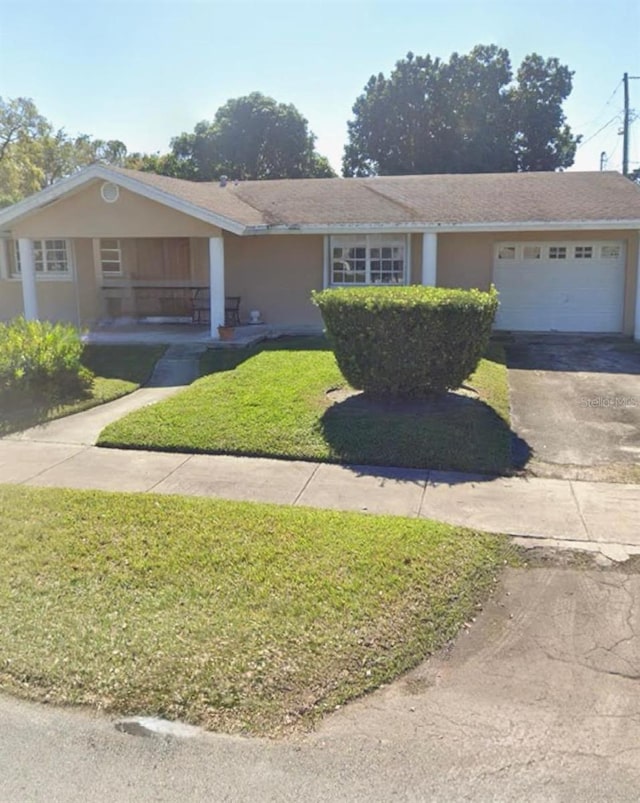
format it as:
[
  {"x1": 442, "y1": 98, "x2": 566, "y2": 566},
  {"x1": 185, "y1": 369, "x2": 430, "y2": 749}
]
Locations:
[
  {"x1": 0, "y1": 317, "x2": 93, "y2": 405},
  {"x1": 312, "y1": 285, "x2": 498, "y2": 397}
]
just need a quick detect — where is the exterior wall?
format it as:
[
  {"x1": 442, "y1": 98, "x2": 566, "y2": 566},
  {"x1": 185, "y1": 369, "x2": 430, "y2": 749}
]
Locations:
[
  {"x1": 0, "y1": 238, "x2": 99, "y2": 325},
  {"x1": 222, "y1": 233, "x2": 324, "y2": 326},
  {"x1": 11, "y1": 183, "x2": 222, "y2": 239},
  {"x1": 409, "y1": 233, "x2": 422, "y2": 284},
  {"x1": 436, "y1": 229, "x2": 639, "y2": 336},
  {"x1": 0, "y1": 280, "x2": 24, "y2": 321}
]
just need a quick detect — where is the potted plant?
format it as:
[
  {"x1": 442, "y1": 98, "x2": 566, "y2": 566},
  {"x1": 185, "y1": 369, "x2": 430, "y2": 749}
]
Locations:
[{"x1": 217, "y1": 324, "x2": 235, "y2": 341}]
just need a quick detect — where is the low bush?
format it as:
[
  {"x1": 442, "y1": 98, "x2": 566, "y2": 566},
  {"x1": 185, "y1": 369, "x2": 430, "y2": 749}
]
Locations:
[
  {"x1": 312, "y1": 285, "x2": 498, "y2": 397},
  {"x1": 0, "y1": 317, "x2": 93, "y2": 405}
]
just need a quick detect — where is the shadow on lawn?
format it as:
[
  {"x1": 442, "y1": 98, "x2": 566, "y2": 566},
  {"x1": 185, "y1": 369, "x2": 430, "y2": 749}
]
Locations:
[{"x1": 319, "y1": 389, "x2": 531, "y2": 475}]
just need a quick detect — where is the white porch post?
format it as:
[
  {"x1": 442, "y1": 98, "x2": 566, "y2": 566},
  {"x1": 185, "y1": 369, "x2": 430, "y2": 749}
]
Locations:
[
  {"x1": 635, "y1": 233, "x2": 640, "y2": 341},
  {"x1": 209, "y1": 236, "x2": 225, "y2": 338},
  {"x1": 0, "y1": 238, "x2": 8, "y2": 280},
  {"x1": 422, "y1": 232, "x2": 438, "y2": 286},
  {"x1": 18, "y1": 238, "x2": 38, "y2": 320}
]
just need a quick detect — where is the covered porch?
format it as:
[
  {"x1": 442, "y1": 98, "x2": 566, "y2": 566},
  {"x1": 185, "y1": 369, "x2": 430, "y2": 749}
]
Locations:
[
  {"x1": 82, "y1": 321, "x2": 321, "y2": 348},
  {"x1": 9, "y1": 234, "x2": 232, "y2": 339}
]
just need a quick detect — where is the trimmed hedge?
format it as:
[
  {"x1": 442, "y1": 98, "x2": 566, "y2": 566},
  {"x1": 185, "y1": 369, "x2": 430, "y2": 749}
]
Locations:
[
  {"x1": 312, "y1": 285, "x2": 498, "y2": 397},
  {"x1": 0, "y1": 317, "x2": 93, "y2": 405}
]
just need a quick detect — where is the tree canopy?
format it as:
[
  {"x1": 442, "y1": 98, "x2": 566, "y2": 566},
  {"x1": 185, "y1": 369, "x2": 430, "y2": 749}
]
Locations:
[
  {"x1": 343, "y1": 45, "x2": 580, "y2": 176},
  {"x1": 0, "y1": 96, "x2": 130, "y2": 207},
  {"x1": 162, "y1": 92, "x2": 335, "y2": 181}
]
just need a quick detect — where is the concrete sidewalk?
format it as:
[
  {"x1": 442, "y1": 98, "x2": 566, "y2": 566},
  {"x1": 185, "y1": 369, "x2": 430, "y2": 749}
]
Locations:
[{"x1": 1, "y1": 437, "x2": 639, "y2": 560}]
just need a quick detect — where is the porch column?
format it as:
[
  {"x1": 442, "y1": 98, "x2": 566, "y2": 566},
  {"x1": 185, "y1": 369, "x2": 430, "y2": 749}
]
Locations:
[
  {"x1": 209, "y1": 236, "x2": 225, "y2": 338},
  {"x1": 635, "y1": 233, "x2": 640, "y2": 341},
  {"x1": 422, "y1": 232, "x2": 437, "y2": 286},
  {"x1": 18, "y1": 238, "x2": 38, "y2": 320},
  {"x1": 0, "y1": 238, "x2": 8, "y2": 280}
]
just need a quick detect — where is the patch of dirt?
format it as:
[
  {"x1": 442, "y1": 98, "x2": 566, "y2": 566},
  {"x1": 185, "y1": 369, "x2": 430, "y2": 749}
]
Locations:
[{"x1": 526, "y1": 459, "x2": 640, "y2": 485}]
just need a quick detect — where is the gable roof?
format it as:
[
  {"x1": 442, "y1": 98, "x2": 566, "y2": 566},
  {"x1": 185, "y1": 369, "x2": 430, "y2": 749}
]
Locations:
[{"x1": 1, "y1": 164, "x2": 640, "y2": 236}]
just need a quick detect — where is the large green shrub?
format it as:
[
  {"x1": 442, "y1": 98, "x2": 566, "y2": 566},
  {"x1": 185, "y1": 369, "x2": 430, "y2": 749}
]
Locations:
[
  {"x1": 0, "y1": 317, "x2": 93, "y2": 405},
  {"x1": 312, "y1": 285, "x2": 498, "y2": 397}
]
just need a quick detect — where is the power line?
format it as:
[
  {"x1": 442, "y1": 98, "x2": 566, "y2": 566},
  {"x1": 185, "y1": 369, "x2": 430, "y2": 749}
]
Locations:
[
  {"x1": 576, "y1": 113, "x2": 622, "y2": 149},
  {"x1": 576, "y1": 79, "x2": 622, "y2": 134}
]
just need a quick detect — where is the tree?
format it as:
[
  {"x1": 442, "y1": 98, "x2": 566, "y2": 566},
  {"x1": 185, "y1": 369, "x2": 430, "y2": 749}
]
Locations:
[
  {"x1": 509, "y1": 54, "x2": 579, "y2": 171},
  {"x1": 164, "y1": 92, "x2": 336, "y2": 181},
  {"x1": 0, "y1": 96, "x2": 132, "y2": 207},
  {"x1": 343, "y1": 46, "x2": 580, "y2": 176}
]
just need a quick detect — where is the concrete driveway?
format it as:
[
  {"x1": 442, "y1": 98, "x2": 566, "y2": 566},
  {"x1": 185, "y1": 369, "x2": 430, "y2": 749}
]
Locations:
[
  {"x1": 506, "y1": 338, "x2": 640, "y2": 479},
  {"x1": 1, "y1": 564, "x2": 639, "y2": 802}
]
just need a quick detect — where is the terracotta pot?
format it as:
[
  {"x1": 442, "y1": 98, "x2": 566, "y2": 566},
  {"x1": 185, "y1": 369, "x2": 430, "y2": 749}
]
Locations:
[{"x1": 217, "y1": 325, "x2": 234, "y2": 341}]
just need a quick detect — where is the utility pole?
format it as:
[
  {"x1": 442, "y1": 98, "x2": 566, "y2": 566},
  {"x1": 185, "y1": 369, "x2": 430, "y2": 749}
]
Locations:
[
  {"x1": 600, "y1": 151, "x2": 607, "y2": 170},
  {"x1": 623, "y1": 72, "x2": 629, "y2": 176},
  {"x1": 622, "y1": 72, "x2": 640, "y2": 177}
]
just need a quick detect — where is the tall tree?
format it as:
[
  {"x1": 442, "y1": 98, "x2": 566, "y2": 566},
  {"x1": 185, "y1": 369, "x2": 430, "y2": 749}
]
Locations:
[
  {"x1": 343, "y1": 46, "x2": 580, "y2": 176},
  {"x1": 509, "y1": 54, "x2": 578, "y2": 171},
  {"x1": 165, "y1": 92, "x2": 336, "y2": 181},
  {"x1": 0, "y1": 96, "x2": 131, "y2": 206}
]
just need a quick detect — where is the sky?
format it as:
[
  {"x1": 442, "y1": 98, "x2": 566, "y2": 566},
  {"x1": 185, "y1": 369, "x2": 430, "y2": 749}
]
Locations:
[{"x1": 1, "y1": 0, "x2": 639, "y2": 176}]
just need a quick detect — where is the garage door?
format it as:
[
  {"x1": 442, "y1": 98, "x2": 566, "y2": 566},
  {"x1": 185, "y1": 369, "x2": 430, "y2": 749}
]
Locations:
[{"x1": 493, "y1": 241, "x2": 626, "y2": 332}]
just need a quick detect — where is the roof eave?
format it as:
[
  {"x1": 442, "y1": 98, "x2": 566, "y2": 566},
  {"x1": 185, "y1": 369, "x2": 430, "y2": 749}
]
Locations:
[
  {"x1": 0, "y1": 164, "x2": 248, "y2": 236},
  {"x1": 243, "y1": 219, "x2": 640, "y2": 235}
]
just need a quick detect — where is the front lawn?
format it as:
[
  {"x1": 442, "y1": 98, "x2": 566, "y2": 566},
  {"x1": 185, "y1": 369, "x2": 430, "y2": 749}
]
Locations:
[
  {"x1": 0, "y1": 345, "x2": 165, "y2": 436},
  {"x1": 99, "y1": 337, "x2": 514, "y2": 473},
  {"x1": 0, "y1": 484, "x2": 510, "y2": 735}
]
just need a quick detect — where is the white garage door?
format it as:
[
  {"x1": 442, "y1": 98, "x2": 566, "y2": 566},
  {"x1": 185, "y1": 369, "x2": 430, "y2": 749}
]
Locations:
[{"x1": 493, "y1": 241, "x2": 626, "y2": 332}]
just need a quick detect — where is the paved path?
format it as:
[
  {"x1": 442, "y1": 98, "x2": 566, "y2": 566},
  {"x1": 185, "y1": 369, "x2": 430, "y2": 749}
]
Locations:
[{"x1": 2, "y1": 566, "x2": 639, "y2": 802}]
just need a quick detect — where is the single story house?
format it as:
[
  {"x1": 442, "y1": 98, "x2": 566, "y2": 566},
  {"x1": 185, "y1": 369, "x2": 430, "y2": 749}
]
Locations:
[{"x1": 0, "y1": 165, "x2": 639, "y2": 339}]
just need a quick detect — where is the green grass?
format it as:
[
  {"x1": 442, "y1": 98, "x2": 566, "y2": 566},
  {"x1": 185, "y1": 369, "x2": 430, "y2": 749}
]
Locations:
[
  {"x1": 100, "y1": 337, "x2": 514, "y2": 474},
  {"x1": 0, "y1": 345, "x2": 165, "y2": 436},
  {"x1": 0, "y1": 484, "x2": 511, "y2": 735}
]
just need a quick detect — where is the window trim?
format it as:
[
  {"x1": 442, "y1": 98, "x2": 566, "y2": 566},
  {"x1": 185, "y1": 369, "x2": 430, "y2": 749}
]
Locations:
[
  {"x1": 326, "y1": 234, "x2": 410, "y2": 288},
  {"x1": 99, "y1": 238, "x2": 123, "y2": 276},
  {"x1": 10, "y1": 239, "x2": 74, "y2": 281}
]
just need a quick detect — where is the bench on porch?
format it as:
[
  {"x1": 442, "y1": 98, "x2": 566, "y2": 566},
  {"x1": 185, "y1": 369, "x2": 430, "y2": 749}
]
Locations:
[{"x1": 190, "y1": 289, "x2": 241, "y2": 326}]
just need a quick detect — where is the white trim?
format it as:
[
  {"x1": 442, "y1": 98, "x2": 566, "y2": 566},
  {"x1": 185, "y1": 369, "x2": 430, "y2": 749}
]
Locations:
[
  {"x1": 635, "y1": 233, "x2": 640, "y2": 341},
  {"x1": 100, "y1": 182, "x2": 120, "y2": 203},
  {"x1": 328, "y1": 233, "x2": 409, "y2": 287},
  {"x1": 322, "y1": 235, "x2": 329, "y2": 289},
  {"x1": 18, "y1": 239, "x2": 38, "y2": 320},
  {"x1": 241, "y1": 219, "x2": 640, "y2": 236},
  {"x1": 98, "y1": 237, "x2": 123, "y2": 276},
  {"x1": 421, "y1": 232, "x2": 437, "y2": 286},
  {"x1": 209, "y1": 237, "x2": 225, "y2": 337},
  {"x1": 0, "y1": 164, "x2": 246, "y2": 236}
]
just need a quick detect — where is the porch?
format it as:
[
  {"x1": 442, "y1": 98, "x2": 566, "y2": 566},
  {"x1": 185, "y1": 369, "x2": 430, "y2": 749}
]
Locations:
[{"x1": 83, "y1": 321, "x2": 322, "y2": 348}]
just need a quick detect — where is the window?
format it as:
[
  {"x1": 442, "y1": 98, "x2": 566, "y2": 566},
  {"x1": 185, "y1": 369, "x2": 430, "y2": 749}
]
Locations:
[
  {"x1": 100, "y1": 239, "x2": 122, "y2": 275},
  {"x1": 548, "y1": 246, "x2": 567, "y2": 259},
  {"x1": 574, "y1": 245, "x2": 593, "y2": 259},
  {"x1": 601, "y1": 244, "x2": 621, "y2": 259},
  {"x1": 330, "y1": 235, "x2": 406, "y2": 286},
  {"x1": 522, "y1": 245, "x2": 541, "y2": 260},
  {"x1": 497, "y1": 245, "x2": 516, "y2": 260},
  {"x1": 13, "y1": 239, "x2": 71, "y2": 276}
]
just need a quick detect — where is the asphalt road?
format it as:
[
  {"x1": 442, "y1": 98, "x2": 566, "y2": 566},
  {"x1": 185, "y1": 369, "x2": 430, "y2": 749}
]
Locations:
[{"x1": 2, "y1": 565, "x2": 639, "y2": 803}]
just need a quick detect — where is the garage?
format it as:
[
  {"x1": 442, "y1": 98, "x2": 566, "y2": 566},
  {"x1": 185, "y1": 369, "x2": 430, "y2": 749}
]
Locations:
[{"x1": 493, "y1": 240, "x2": 626, "y2": 332}]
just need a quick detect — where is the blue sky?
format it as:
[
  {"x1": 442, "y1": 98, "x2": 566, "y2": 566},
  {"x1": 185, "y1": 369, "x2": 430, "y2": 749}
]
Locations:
[{"x1": 1, "y1": 0, "x2": 639, "y2": 175}]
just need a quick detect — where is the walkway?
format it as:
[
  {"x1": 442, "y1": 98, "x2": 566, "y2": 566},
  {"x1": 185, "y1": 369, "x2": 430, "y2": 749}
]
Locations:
[{"x1": 2, "y1": 373, "x2": 639, "y2": 560}]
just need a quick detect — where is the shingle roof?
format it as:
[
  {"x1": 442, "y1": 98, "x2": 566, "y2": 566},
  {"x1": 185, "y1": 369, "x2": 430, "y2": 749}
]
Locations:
[{"x1": 109, "y1": 167, "x2": 640, "y2": 230}]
